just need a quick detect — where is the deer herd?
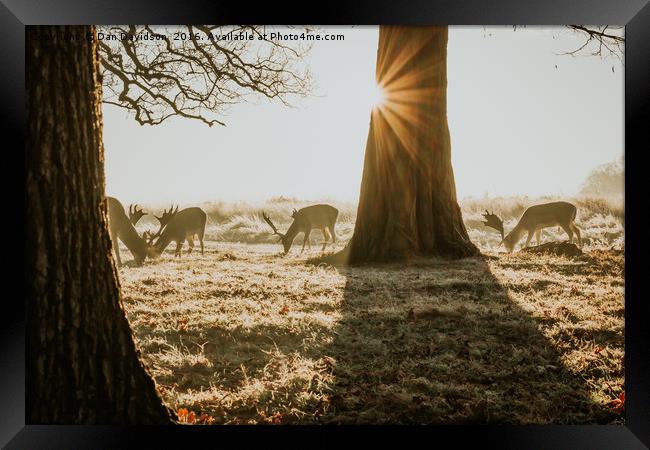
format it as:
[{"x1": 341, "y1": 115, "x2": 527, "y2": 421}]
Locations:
[
  {"x1": 107, "y1": 197, "x2": 340, "y2": 266},
  {"x1": 107, "y1": 196, "x2": 582, "y2": 266}
]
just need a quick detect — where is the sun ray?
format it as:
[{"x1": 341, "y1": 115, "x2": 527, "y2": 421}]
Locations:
[
  {"x1": 369, "y1": 27, "x2": 450, "y2": 170},
  {"x1": 379, "y1": 102, "x2": 422, "y2": 162},
  {"x1": 384, "y1": 63, "x2": 442, "y2": 95},
  {"x1": 377, "y1": 29, "x2": 433, "y2": 90}
]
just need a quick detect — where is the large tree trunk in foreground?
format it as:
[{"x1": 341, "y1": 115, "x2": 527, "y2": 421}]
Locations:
[
  {"x1": 25, "y1": 26, "x2": 174, "y2": 424},
  {"x1": 348, "y1": 26, "x2": 478, "y2": 262}
]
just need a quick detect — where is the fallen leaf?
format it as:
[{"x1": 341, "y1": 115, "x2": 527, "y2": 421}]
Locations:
[
  {"x1": 608, "y1": 391, "x2": 625, "y2": 414},
  {"x1": 177, "y1": 408, "x2": 189, "y2": 423}
]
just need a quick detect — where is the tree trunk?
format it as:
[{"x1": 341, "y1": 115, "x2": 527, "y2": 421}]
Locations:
[
  {"x1": 25, "y1": 26, "x2": 174, "y2": 424},
  {"x1": 348, "y1": 26, "x2": 478, "y2": 263}
]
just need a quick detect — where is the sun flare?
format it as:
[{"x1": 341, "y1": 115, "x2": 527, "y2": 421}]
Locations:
[{"x1": 371, "y1": 83, "x2": 387, "y2": 109}]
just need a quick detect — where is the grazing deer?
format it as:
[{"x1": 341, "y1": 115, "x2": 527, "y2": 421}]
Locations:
[
  {"x1": 483, "y1": 201, "x2": 582, "y2": 252},
  {"x1": 128, "y1": 204, "x2": 147, "y2": 225},
  {"x1": 146, "y1": 205, "x2": 207, "y2": 258},
  {"x1": 263, "y1": 204, "x2": 339, "y2": 254},
  {"x1": 107, "y1": 197, "x2": 155, "y2": 266}
]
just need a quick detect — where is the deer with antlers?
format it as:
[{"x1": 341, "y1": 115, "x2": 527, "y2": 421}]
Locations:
[
  {"x1": 107, "y1": 197, "x2": 157, "y2": 266},
  {"x1": 145, "y1": 205, "x2": 207, "y2": 258},
  {"x1": 482, "y1": 201, "x2": 582, "y2": 252},
  {"x1": 263, "y1": 204, "x2": 338, "y2": 254}
]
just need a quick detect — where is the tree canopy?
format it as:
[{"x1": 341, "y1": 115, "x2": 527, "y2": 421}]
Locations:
[{"x1": 580, "y1": 160, "x2": 624, "y2": 197}]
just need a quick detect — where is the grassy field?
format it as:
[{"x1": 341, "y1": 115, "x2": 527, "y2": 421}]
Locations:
[{"x1": 118, "y1": 196, "x2": 625, "y2": 424}]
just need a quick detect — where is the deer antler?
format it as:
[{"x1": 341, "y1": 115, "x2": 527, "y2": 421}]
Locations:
[
  {"x1": 128, "y1": 204, "x2": 147, "y2": 225},
  {"x1": 482, "y1": 210, "x2": 504, "y2": 239},
  {"x1": 154, "y1": 204, "x2": 179, "y2": 225},
  {"x1": 148, "y1": 205, "x2": 179, "y2": 243},
  {"x1": 262, "y1": 212, "x2": 284, "y2": 238}
]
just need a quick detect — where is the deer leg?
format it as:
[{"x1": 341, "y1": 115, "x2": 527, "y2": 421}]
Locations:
[
  {"x1": 560, "y1": 224, "x2": 574, "y2": 244},
  {"x1": 175, "y1": 241, "x2": 183, "y2": 258},
  {"x1": 114, "y1": 247, "x2": 122, "y2": 267},
  {"x1": 321, "y1": 228, "x2": 331, "y2": 252},
  {"x1": 109, "y1": 229, "x2": 122, "y2": 267},
  {"x1": 535, "y1": 228, "x2": 541, "y2": 246},
  {"x1": 301, "y1": 230, "x2": 311, "y2": 253},
  {"x1": 329, "y1": 223, "x2": 336, "y2": 243},
  {"x1": 570, "y1": 222, "x2": 582, "y2": 247},
  {"x1": 524, "y1": 230, "x2": 533, "y2": 248},
  {"x1": 186, "y1": 234, "x2": 194, "y2": 255},
  {"x1": 199, "y1": 229, "x2": 205, "y2": 255},
  {"x1": 113, "y1": 242, "x2": 122, "y2": 267}
]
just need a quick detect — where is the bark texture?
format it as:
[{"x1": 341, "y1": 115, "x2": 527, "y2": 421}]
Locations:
[
  {"x1": 25, "y1": 25, "x2": 174, "y2": 424},
  {"x1": 348, "y1": 26, "x2": 479, "y2": 262}
]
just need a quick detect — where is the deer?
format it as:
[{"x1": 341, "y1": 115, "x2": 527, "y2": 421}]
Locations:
[
  {"x1": 262, "y1": 204, "x2": 339, "y2": 254},
  {"x1": 128, "y1": 204, "x2": 147, "y2": 225},
  {"x1": 107, "y1": 197, "x2": 156, "y2": 266},
  {"x1": 482, "y1": 201, "x2": 582, "y2": 252},
  {"x1": 146, "y1": 205, "x2": 207, "y2": 258}
]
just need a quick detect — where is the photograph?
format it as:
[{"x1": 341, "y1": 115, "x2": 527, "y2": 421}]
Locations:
[{"x1": 25, "y1": 24, "x2": 627, "y2": 427}]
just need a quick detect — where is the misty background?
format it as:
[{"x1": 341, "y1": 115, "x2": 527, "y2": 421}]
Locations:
[{"x1": 103, "y1": 26, "x2": 624, "y2": 205}]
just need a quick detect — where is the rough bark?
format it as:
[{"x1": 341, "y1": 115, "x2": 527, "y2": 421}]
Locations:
[
  {"x1": 25, "y1": 25, "x2": 175, "y2": 424},
  {"x1": 348, "y1": 26, "x2": 479, "y2": 263}
]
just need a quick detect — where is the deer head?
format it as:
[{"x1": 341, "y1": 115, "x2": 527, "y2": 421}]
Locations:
[{"x1": 128, "y1": 204, "x2": 147, "y2": 225}]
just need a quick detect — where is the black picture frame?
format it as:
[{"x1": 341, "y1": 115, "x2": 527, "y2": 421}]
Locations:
[{"x1": 8, "y1": 0, "x2": 649, "y2": 448}]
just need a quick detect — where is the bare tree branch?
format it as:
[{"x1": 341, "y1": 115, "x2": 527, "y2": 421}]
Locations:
[
  {"x1": 564, "y1": 25, "x2": 624, "y2": 60},
  {"x1": 98, "y1": 25, "x2": 314, "y2": 127}
]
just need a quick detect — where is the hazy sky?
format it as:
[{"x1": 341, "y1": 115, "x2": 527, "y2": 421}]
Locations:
[{"x1": 103, "y1": 26, "x2": 623, "y2": 204}]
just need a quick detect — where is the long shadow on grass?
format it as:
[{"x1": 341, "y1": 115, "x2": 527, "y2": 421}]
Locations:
[
  {"x1": 129, "y1": 249, "x2": 619, "y2": 424},
  {"x1": 312, "y1": 254, "x2": 616, "y2": 424}
]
